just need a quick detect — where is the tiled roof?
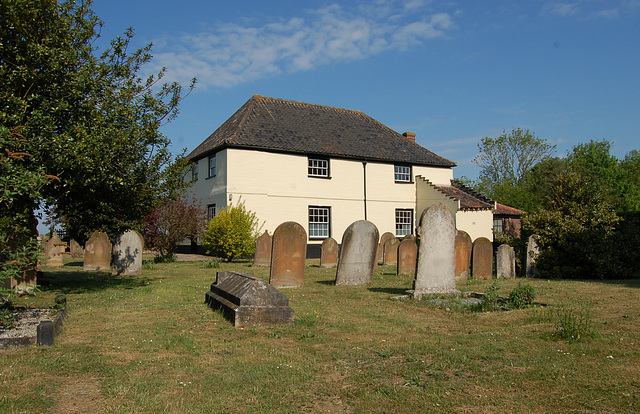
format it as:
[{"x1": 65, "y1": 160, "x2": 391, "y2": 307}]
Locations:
[
  {"x1": 494, "y1": 202, "x2": 525, "y2": 216},
  {"x1": 187, "y1": 95, "x2": 456, "y2": 167},
  {"x1": 436, "y1": 180, "x2": 495, "y2": 210}
]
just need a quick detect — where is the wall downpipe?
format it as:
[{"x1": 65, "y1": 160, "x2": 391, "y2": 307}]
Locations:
[{"x1": 362, "y1": 161, "x2": 368, "y2": 220}]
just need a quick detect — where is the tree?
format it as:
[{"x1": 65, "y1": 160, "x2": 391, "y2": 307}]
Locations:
[
  {"x1": 203, "y1": 200, "x2": 262, "y2": 261},
  {"x1": 0, "y1": 0, "x2": 195, "y2": 243},
  {"x1": 473, "y1": 128, "x2": 556, "y2": 208},
  {"x1": 142, "y1": 196, "x2": 207, "y2": 260}
]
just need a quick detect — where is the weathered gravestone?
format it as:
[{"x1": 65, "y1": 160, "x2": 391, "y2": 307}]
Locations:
[
  {"x1": 526, "y1": 235, "x2": 540, "y2": 278},
  {"x1": 83, "y1": 231, "x2": 112, "y2": 271},
  {"x1": 397, "y1": 237, "x2": 418, "y2": 276},
  {"x1": 472, "y1": 237, "x2": 493, "y2": 279},
  {"x1": 335, "y1": 220, "x2": 379, "y2": 286},
  {"x1": 455, "y1": 230, "x2": 472, "y2": 282},
  {"x1": 412, "y1": 202, "x2": 458, "y2": 298},
  {"x1": 496, "y1": 244, "x2": 515, "y2": 279},
  {"x1": 383, "y1": 236, "x2": 399, "y2": 265},
  {"x1": 253, "y1": 230, "x2": 272, "y2": 268},
  {"x1": 269, "y1": 222, "x2": 307, "y2": 288},
  {"x1": 112, "y1": 230, "x2": 144, "y2": 276},
  {"x1": 45, "y1": 233, "x2": 67, "y2": 267},
  {"x1": 206, "y1": 271, "x2": 294, "y2": 327},
  {"x1": 320, "y1": 237, "x2": 338, "y2": 268},
  {"x1": 69, "y1": 239, "x2": 84, "y2": 259},
  {"x1": 377, "y1": 232, "x2": 395, "y2": 264}
]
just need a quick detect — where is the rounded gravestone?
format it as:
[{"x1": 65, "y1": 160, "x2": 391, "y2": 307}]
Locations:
[
  {"x1": 269, "y1": 222, "x2": 307, "y2": 288},
  {"x1": 472, "y1": 237, "x2": 493, "y2": 279},
  {"x1": 335, "y1": 220, "x2": 379, "y2": 286},
  {"x1": 496, "y1": 244, "x2": 515, "y2": 279},
  {"x1": 253, "y1": 230, "x2": 272, "y2": 268},
  {"x1": 383, "y1": 237, "x2": 399, "y2": 265},
  {"x1": 320, "y1": 237, "x2": 338, "y2": 268},
  {"x1": 112, "y1": 230, "x2": 144, "y2": 276},
  {"x1": 377, "y1": 232, "x2": 395, "y2": 264},
  {"x1": 83, "y1": 231, "x2": 112, "y2": 271},
  {"x1": 454, "y1": 230, "x2": 472, "y2": 282},
  {"x1": 397, "y1": 237, "x2": 418, "y2": 276}
]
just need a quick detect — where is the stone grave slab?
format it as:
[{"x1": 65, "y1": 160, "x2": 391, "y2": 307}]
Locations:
[
  {"x1": 320, "y1": 237, "x2": 338, "y2": 268},
  {"x1": 269, "y1": 222, "x2": 307, "y2": 288},
  {"x1": 112, "y1": 230, "x2": 144, "y2": 275},
  {"x1": 83, "y1": 231, "x2": 112, "y2": 271},
  {"x1": 253, "y1": 230, "x2": 272, "y2": 267},
  {"x1": 335, "y1": 220, "x2": 379, "y2": 286},
  {"x1": 472, "y1": 237, "x2": 493, "y2": 279},
  {"x1": 455, "y1": 230, "x2": 472, "y2": 282},
  {"x1": 397, "y1": 237, "x2": 418, "y2": 276}
]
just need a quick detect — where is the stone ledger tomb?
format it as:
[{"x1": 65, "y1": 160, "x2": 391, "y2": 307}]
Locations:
[
  {"x1": 269, "y1": 222, "x2": 307, "y2": 288},
  {"x1": 335, "y1": 220, "x2": 379, "y2": 286},
  {"x1": 112, "y1": 230, "x2": 144, "y2": 276},
  {"x1": 83, "y1": 231, "x2": 112, "y2": 271},
  {"x1": 413, "y1": 202, "x2": 458, "y2": 297},
  {"x1": 320, "y1": 237, "x2": 339, "y2": 268},
  {"x1": 252, "y1": 230, "x2": 272, "y2": 267},
  {"x1": 205, "y1": 271, "x2": 294, "y2": 327}
]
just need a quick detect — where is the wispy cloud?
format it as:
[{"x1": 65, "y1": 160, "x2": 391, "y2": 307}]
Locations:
[
  {"x1": 149, "y1": 3, "x2": 454, "y2": 88},
  {"x1": 542, "y1": 1, "x2": 631, "y2": 19}
]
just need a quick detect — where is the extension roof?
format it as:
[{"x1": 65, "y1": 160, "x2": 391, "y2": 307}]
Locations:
[
  {"x1": 437, "y1": 180, "x2": 495, "y2": 211},
  {"x1": 188, "y1": 95, "x2": 456, "y2": 168},
  {"x1": 494, "y1": 202, "x2": 525, "y2": 217}
]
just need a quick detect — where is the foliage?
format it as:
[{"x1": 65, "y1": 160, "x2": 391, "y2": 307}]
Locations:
[
  {"x1": 481, "y1": 281, "x2": 501, "y2": 311},
  {"x1": 553, "y1": 299, "x2": 599, "y2": 342},
  {"x1": 142, "y1": 196, "x2": 207, "y2": 260},
  {"x1": 1, "y1": 0, "x2": 195, "y2": 244},
  {"x1": 507, "y1": 283, "x2": 536, "y2": 309},
  {"x1": 203, "y1": 200, "x2": 262, "y2": 261},
  {"x1": 203, "y1": 259, "x2": 221, "y2": 269}
]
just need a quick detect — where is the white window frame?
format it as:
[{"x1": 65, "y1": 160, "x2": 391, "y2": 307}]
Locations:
[
  {"x1": 394, "y1": 165, "x2": 412, "y2": 183},
  {"x1": 309, "y1": 206, "x2": 330, "y2": 239},
  {"x1": 308, "y1": 157, "x2": 330, "y2": 178},
  {"x1": 208, "y1": 154, "x2": 216, "y2": 178},
  {"x1": 493, "y1": 218, "x2": 503, "y2": 234},
  {"x1": 192, "y1": 162, "x2": 199, "y2": 181},
  {"x1": 207, "y1": 204, "x2": 216, "y2": 221},
  {"x1": 395, "y1": 209, "x2": 413, "y2": 237}
]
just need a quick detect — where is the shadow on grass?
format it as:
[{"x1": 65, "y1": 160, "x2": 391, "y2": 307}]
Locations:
[
  {"x1": 368, "y1": 287, "x2": 409, "y2": 295},
  {"x1": 38, "y1": 269, "x2": 151, "y2": 294},
  {"x1": 316, "y1": 279, "x2": 336, "y2": 286}
]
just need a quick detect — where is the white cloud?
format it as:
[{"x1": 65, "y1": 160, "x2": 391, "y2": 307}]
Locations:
[{"x1": 148, "y1": 3, "x2": 454, "y2": 88}]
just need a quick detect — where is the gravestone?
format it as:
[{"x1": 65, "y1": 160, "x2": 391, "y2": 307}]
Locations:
[
  {"x1": 320, "y1": 237, "x2": 338, "y2": 268},
  {"x1": 472, "y1": 237, "x2": 493, "y2": 279},
  {"x1": 45, "y1": 233, "x2": 66, "y2": 267},
  {"x1": 83, "y1": 231, "x2": 112, "y2": 271},
  {"x1": 112, "y1": 230, "x2": 144, "y2": 275},
  {"x1": 335, "y1": 220, "x2": 379, "y2": 286},
  {"x1": 69, "y1": 239, "x2": 84, "y2": 259},
  {"x1": 526, "y1": 235, "x2": 540, "y2": 278},
  {"x1": 496, "y1": 244, "x2": 515, "y2": 279},
  {"x1": 397, "y1": 237, "x2": 418, "y2": 276},
  {"x1": 383, "y1": 236, "x2": 399, "y2": 265},
  {"x1": 206, "y1": 271, "x2": 294, "y2": 327},
  {"x1": 377, "y1": 232, "x2": 395, "y2": 264},
  {"x1": 413, "y1": 202, "x2": 458, "y2": 298},
  {"x1": 455, "y1": 230, "x2": 473, "y2": 282},
  {"x1": 253, "y1": 231, "x2": 272, "y2": 268},
  {"x1": 269, "y1": 222, "x2": 307, "y2": 288}
]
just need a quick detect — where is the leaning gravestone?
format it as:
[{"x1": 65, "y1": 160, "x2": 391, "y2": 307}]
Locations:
[
  {"x1": 397, "y1": 237, "x2": 418, "y2": 276},
  {"x1": 412, "y1": 202, "x2": 458, "y2": 298},
  {"x1": 455, "y1": 230, "x2": 472, "y2": 282},
  {"x1": 320, "y1": 237, "x2": 338, "y2": 268},
  {"x1": 383, "y1": 236, "x2": 399, "y2": 265},
  {"x1": 83, "y1": 231, "x2": 112, "y2": 271},
  {"x1": 269, "y1": 222, "x2": 307, "y2": 288},
  {"x1": 335, "y1": 220, "x2": 379, "y2": 286},
  {"x1": 472, "y1": 237, "x2": 493, "y2": 279},
  {"x1": 377, "y1": 232, "x2": 395, "y2": 264},
  {"x1": 526, "y1": 235, "x2": 540, "y2": 278},
  {"x1": 69, "y1": 239, "x2": 84, "y2": 259},
  {"x1": 496, "y1": 244, "x2": 515, "y2": 279},
  {"x1": 253, "y1": 230, "x2": 272, "y2": 268},
  {"x1": 206, "y1": 271, "x2": 294, "y2": 327},
  {"x1": 112, "y1": 230, "x2": 144, "y2": 276},
  {"x1": 45, "y1": 233, "x2": 66, "y2": 267}
]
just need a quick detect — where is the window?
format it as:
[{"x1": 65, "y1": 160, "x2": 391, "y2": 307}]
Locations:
[
  {"x1": 308, "y1": 157, "x2": 329, "y2": 178},
  {"x1": 395, "y1": 209, "x2": 413, "y2": 236},
  {"x1": 493, "y1": 218, "x2": 503, "y2": 234},
  {"x1": 191, "y1": 162, "x2": 199, "y2": 181},
  {"x1": 309, "y1": 206, "x2": 330, "y2": 239},
  {"x1": 207, "y1": 204, "x2": 216, "y2": 221},
  {"x1": 208, "y1": 154, "x2": 216, "y2": 178},
  {"x1": 394, "y1": 165, "x2": 411, "y2": 182}
]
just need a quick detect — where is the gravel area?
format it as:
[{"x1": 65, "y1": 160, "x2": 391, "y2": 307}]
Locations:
[{"x1": 0, "y1": 308, "x2": 54, "y2": 339}]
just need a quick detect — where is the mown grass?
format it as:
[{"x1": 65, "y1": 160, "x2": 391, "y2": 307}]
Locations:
[{"x1": 1, "y1": 258, "x2": 639, "y2": 413}]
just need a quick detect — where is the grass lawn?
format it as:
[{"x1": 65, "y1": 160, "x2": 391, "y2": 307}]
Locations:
[{"x1": 1, "y1": 258, "x2": 639, "y2": 413}]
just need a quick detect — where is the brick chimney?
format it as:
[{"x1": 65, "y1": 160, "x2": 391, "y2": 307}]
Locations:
[{"x1": 402, "y1": 132, "x2": 416, "y2": 143}]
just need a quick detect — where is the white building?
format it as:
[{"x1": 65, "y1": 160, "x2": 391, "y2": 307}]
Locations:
[{"x1": 186, "y1": 95, "x2": 494, "y2": 255}]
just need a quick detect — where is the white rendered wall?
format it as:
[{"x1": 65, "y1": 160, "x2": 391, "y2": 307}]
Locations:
[{"x1": 455, "y1": 209, "x2": 494, "y2": 242}]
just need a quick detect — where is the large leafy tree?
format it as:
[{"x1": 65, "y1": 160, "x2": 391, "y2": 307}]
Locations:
[{"x1": 0, "y1": 0, "x2": 194, "y2": 243}]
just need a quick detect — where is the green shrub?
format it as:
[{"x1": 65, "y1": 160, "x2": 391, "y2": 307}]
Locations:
[
  {"x1": 481, "y1": 281, "x2": 501, "y2": 311},
  {"x1": 203, "y1": 259, "x2": 221, "y2": 269},
  {"x1": 203, "y1": 199, "x2": 262, "y2": 261},
  {"x1": 553, "y1": 300, "x2": 599, "y2": 342},
  {"x1": 508, "y1": 283, "x2": 536, "y2": 309}
]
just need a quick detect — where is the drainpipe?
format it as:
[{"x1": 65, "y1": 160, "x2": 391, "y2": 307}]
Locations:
[{"x1": 362, "y1": 161, "x2": 367, "y2": 220}]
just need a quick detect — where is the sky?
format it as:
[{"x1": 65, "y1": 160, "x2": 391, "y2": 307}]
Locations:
[{"x1": 90, "y1": 0, "x2": 640, "y2": 179}]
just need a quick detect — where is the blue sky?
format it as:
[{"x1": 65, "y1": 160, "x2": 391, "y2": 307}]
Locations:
[{"x1": 91, "y1": 0, "x2": 640, "y2": 179}]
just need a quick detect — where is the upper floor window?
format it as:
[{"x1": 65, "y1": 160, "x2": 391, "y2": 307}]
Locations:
[
  {"x1": 394, "y1": 165, "x2": 411, "y2": 182},
  {"x1": 208, "y1": 154, "x2": 216, "y2": 178},
  {"x1": 207, "y1": 204, "x2": 216, "y2": 221},
  {"x1": 309, "y1": 206, "x2": 331, "y2": 239},
  {"x1": 191, "y1": 162, "x2": 199, "y2": 181},
  {"x1": 395, "y1": 209, "x2": 413, "y2": 236},
  {"x1": 308, "y1": 157, "x2": 330, "y2": 178}
]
